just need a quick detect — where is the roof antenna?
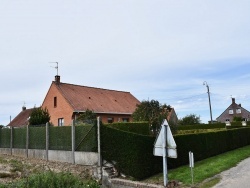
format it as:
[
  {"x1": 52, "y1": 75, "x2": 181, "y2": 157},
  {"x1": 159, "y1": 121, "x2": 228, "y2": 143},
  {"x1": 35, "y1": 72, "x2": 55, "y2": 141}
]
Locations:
[{"x1": 49, "y1": 62, "x2": 59, "y2": 75}]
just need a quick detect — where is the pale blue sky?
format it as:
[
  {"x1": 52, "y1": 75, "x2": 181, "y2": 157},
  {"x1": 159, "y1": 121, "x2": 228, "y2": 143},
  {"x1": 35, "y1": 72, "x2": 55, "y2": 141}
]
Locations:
[{"x1": 1, "y1": 1, "x2": 250, "y2": 125}]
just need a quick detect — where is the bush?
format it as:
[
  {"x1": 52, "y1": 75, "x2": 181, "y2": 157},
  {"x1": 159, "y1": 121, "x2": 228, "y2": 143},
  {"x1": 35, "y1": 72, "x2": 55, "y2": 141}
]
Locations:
[
  {"x1": 0, "y1": 128, "x2": 11, "y2": 148},
  {"x1": 101, "y1": 124, "x2": 250, "y2": 180},
  {"x1": 105, "y1": 122, "x2": 150, "y2": 135},
  {"x1": 2, "y1": 171, "x2": 99, "y2": 188}
]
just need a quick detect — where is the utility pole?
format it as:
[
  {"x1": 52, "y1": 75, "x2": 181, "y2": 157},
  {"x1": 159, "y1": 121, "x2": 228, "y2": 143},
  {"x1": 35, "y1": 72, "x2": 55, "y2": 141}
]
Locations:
[{"x1": 203, "y1": 81, "x2": 213, "y2": 124}]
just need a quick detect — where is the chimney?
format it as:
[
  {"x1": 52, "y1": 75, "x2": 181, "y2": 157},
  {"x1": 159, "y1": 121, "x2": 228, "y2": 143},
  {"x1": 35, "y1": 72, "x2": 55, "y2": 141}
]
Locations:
[
  {"x1": 55, "y1": 75, "x2": 60, "y2": 84},
  {"x1": 232, "y1": 98, "x2": 235, "y2": 104},
  {"x1": 239, "y1": 103, "x2": 241, "y2": 107},
  {"x1": 22, "y1": 106, "x2": 26, "y2": 111}
]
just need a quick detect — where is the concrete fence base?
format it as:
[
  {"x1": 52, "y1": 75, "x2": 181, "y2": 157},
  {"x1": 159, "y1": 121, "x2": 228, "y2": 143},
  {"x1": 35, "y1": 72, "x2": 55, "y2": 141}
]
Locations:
[{"x1": 0, "y1": 148, "x2": 98, "y2": 166}]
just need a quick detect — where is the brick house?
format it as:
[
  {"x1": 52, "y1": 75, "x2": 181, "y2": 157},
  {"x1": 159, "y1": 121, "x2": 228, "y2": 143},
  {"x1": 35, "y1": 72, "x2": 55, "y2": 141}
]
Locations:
[
  {"x1": 216, "y1": 98, "x2": 250, "y2": 123},
  {"x1": 42, "y1": 76, "x2": 140, "y2": 126},
  {"x1": 8, "y1": 106, "x2": 34, "y2": 127},
  {"x1": 167, "y1": 107, "x2": 178, "y2": 125}
]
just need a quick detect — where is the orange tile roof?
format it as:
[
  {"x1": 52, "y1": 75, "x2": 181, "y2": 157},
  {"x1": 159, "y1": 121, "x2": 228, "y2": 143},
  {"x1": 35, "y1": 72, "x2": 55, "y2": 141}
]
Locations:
[
  {"x1": 8, "y1": 108, "x2": 34, "y2": 127},
  {"x1": 54, "y1": 82, "x2": 140, "y2": 114}
]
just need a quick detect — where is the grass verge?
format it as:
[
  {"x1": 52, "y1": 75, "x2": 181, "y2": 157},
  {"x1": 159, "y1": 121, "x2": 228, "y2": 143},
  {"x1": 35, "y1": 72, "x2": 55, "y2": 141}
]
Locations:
[{"x1": 142, "y1": 145, "x2": 250, "y2": 187}]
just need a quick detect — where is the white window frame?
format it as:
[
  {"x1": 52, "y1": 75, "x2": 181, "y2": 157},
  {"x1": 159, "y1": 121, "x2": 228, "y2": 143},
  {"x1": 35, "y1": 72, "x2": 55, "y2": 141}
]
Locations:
[
  {"x1": 58, "y1": 118, "x2": 64, "y2": 126},
  {"x1": 236, "y1": 108, "x2": 241, "y2": 114},
  {"x1": 229, "y1": 109, "x2": 234, "y2": 114}
]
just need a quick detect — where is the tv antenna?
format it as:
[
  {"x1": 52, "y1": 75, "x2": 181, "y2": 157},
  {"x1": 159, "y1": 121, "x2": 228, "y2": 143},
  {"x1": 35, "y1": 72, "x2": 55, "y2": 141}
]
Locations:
[{"x1": 49, "y1": 62, "x2": 59, "y2": 75}]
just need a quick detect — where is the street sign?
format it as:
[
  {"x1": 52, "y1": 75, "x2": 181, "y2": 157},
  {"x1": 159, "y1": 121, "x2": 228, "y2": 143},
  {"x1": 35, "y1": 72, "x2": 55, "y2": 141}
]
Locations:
[
  {"x1": 153, "y1": 119, "x2": 177, "y2": 187},
  {"x1": 153, "y1": 119, "x2": 177, "y2": 158}
]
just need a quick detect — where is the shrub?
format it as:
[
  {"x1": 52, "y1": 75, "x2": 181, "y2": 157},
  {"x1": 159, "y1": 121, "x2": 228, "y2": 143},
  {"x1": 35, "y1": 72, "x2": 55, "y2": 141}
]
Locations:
[
  {"x1": 2, "y1": 171, "x2": 99, "y2": 188},
  {"x1": 105, "y1": 122, "x2": 150, "y2": 135},
  {"x1": 101, "y1": 124, "x2": 250, "y2": 180}
]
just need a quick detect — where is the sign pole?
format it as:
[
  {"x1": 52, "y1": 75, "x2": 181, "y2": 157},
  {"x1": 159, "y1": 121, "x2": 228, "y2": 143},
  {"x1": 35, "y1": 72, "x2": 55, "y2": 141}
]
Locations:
[
  {"x1": 153, "y1": 119, "x2": 177, "y2": 187},
  {"x1": 163, "y1": 125, "x2": 168, "y2": 186}
]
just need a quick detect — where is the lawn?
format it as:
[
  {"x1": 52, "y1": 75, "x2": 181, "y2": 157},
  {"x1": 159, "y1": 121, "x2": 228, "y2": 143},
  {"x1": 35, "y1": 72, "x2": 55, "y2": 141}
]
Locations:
[{"x1": 142, "y1": 145, "x2": 250, "y2": 187}]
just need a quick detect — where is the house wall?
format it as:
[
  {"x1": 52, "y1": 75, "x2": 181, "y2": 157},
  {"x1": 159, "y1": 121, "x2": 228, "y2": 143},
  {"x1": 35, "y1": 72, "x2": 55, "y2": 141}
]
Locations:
[
  {"x1": 74, "y1": 112, "x2": 133, "y2": 123},
  {"x1": 97, "y1": 113, "x2": 132, "y2": 123},
  {"x1": 42, "y1": 83, "x2": 74, "y2": 126},
  {"x1": 217, "y1": 102, "x2": 250, "y2": 122}
]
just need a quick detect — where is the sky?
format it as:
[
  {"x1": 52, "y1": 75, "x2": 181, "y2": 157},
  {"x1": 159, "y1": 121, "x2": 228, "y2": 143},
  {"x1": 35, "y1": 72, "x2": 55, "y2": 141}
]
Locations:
[{"x1": 1, "y1": 1, "x2": 250, "y2": 125}]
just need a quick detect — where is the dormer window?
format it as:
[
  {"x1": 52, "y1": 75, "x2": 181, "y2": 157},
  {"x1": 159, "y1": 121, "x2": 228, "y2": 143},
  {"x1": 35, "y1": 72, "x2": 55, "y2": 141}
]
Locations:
[
  {"x1": 236, "y1": 108, "x2": 241, "y2": 114},
  {"x1": 229, "y1": 109, "x2": 233, "y2": 114},
  {"x1": 54, "y1": 97, "x2": 57, "y2": 108}
]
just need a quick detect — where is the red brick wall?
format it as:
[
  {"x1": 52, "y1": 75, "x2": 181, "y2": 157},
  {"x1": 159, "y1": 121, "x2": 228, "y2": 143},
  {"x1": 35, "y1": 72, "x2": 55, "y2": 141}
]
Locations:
[
  {"x1": 97, "y1": 114, "x2": 132, "y2": 123},
  {"x1": 42, "y1": 83, "x2": 74, "y2": 126}
]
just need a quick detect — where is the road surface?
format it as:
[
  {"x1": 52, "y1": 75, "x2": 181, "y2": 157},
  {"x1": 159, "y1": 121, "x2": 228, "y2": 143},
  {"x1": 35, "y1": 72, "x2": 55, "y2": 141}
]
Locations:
[{"x1": 213, "y1": 157, "x2": 250, "y2": 188}]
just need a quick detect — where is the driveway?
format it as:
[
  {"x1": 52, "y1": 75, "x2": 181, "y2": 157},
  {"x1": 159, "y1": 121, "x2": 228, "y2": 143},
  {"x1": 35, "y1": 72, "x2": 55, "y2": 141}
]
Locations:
[{"x1": 213, "y1": 157, "x2": 250, "y2": 188}]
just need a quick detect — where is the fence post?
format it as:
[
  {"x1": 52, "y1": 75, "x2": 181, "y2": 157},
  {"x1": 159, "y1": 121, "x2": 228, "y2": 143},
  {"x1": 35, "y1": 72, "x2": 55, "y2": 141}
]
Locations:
[
  {"x1": 26, "y1": 125, "x2": 29, "y2": 158},
  {"x1": 97, "y1": 117, "x2": 102, "y2": 166},
  {"x1": 10, "y1": 127, "x2": 13, "y2": 155},
  {"x1": 97, "y1": 117, "x2": 102, "y2": 181},
  {"x1": 72, "y1": 120, "x2": 75, "y2": 164},
  {"x1": 46, "y1": 122, "x2": 49, "y2": 161}
]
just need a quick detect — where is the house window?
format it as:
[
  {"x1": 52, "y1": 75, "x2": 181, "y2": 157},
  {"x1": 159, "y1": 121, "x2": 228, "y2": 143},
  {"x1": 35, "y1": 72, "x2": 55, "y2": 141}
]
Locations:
[
  {"x1": 54, "y1": 97, "x2": 57, "y2": 108},
  {"x1": 58, "y1": 118, "x2": 64, "y2": 126},
  {"x1": 122, "y1": 118, "x2": 129, "y2": 122},
  {"x1": 107, "y1": 117, "x2": 113, "y2": 123},
  {"x1": 229, "y1": 109, "x2": 233, "y2": 114},
  {"x1": 236, "y1": 108, "x2": 241, "y2": 114}
]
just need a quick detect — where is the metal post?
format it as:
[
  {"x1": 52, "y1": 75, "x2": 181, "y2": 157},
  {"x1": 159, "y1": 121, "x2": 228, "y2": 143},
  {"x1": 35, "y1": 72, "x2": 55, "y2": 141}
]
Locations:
[
  {"x1": 203, "y1": 81, "x2": 213, "y2": 124},
  {"x1": 97, "y1": 117, "x2": 102, "y2": 166},
  {"x1": 46, "y1": 122, "x2": 49, "y2": 161},
  {"x1": 10, "y1": 127, "x2": 13, "y2": 155},
  {"x1": 97, "y1": 117, "x2": 102, "y2": 181},
  {"x1": 72, "y1": 120, "x2": 75, "y2": 164},
  {"x1": 163, "y1": 125, "x2": 168, "y2": 186}
]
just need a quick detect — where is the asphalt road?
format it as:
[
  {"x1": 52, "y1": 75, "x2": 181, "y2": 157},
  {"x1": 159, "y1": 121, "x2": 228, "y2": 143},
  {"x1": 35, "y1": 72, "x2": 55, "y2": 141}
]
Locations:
[{"x1": 213, "y1": 157, "x2": 250, "y2": 188}]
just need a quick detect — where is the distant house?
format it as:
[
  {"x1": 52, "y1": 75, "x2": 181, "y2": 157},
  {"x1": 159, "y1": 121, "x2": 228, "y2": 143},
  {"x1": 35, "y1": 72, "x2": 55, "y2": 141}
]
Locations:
[
  {"x1": 42, "y1": 76, "x2": 140, "y2": 126},
  {"x1": 8, "y1": 106, "x2": 34, "y2": 127},
  {"x1": 167, "y1": 107, "x2": 178, "y2": 125},
  {"x1": 216, "y1": 98, "x2": 250, "y2": 123}
]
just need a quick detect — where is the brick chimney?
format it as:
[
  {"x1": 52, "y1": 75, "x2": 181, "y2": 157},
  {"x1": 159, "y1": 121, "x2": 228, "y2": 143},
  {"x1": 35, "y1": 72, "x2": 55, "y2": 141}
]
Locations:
[
  {"x1": 55, "y1": 75, "x2": 60, "y2": 84},
  {"x1": 232, "y1": 98, "x2": 235, "y2": 104}
]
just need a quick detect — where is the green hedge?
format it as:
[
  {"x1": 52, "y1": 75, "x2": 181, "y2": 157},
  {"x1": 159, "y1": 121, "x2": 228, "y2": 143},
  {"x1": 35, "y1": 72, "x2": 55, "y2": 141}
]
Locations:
[
  {"x1": 0, "y1": 128, "x2": 11, "y2": 148},
  {"x1": 177, "y1": 123, "x2": 225, "y2": 130},
  {"x1": 105, "y1": 122, "x2": 149, "y2": 135},
  {"x1": 13, "y1": 128, "x2": 26, "y2": 149},
  {"x1": 29, "y1": 127, "x2": 46, "y2": 149},
  {"x1": 49, "y1": 126, "x2": 72, "y2": 151},
  {"x1": 101, "y1": 125, "x2": 161, "y2": 180},
  {"x1": 178, "y1": 122, "x2": 250, "y2": 130},
  {"x1": 101, "y1": 125, "x2": 250, "y2": 180},
  {"x1": 75, "y1": 125, "x2": 97, "y2": 152}
]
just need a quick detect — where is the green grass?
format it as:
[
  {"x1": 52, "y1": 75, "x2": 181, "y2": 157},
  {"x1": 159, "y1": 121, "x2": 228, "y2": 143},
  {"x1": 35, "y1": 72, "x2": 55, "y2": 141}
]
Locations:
[{"x1": 142, "y1": 145, "x2": 250, "y2": 187}]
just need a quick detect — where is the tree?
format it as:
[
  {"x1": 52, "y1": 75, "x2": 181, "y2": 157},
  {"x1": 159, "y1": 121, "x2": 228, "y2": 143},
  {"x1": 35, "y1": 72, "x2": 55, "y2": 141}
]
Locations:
[
  {"x1": 77, "y1": 109, "x2": 97, "y2": 125},
  {"x1": 132, "y1": 100, "x2": 169, "y2": 135},
  {"x1": 233, "y1": 116, "x2": 243, "y2": 122},
  {"x1": 178, "y1": 114, "x2": 201, "y2": 125},
  {"x1": 29, "y1": 107, "x2": 51, "y2": 126}
]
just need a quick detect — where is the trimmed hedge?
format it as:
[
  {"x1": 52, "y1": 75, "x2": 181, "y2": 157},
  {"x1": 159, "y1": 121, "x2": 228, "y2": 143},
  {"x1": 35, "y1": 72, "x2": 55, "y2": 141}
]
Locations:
[
  {"x1": 75, "y1": 125, "x2": 97, "y2": 152},
  {"x1": 0, "y1": 125, "x2": 97, "y2": 151},
  {"x1": 177, "y1": 122, "x2": 250, "y2": 130},
  {"x1": 106, "y1": 122, "x2": 150, "y2": 135},
  {"x1": 49, "y1": 126, "x2": 72, "y2": 151},
  {"x1": 101, "y1": 125, "x2": 250, "y2": 180},
  {"x1": 29, "y1": 127, "x2": 46, "y2": 149},
  {"x1": 101, "y1": 125, "x2": 161, "y2": 179},
  {"x1": 0, "y1": 128, "x2": 10, "y2": 148},
  {"x1": 13, "y1": 128, "x2": 26, "y2": 149}
]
